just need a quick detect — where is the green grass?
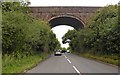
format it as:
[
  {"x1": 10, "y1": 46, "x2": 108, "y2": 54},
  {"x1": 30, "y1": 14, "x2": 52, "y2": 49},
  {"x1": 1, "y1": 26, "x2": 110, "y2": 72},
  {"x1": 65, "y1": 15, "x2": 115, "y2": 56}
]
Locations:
[
  {"x1": 73, "y1": 52, "x2": 119, "y2": 66},
  {"x1": 0, "y1": 53, "x2": 2, "y2": 75},
  {"x1": 2, "y1": 52, "x2": 49, "y2": 74}
]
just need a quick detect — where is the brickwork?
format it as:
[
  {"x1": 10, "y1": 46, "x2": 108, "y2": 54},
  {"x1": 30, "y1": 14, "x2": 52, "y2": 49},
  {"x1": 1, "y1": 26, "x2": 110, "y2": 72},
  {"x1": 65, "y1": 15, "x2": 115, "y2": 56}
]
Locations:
[{"x1": 30, "y1": 6, "x2": 101, "y2": 27}]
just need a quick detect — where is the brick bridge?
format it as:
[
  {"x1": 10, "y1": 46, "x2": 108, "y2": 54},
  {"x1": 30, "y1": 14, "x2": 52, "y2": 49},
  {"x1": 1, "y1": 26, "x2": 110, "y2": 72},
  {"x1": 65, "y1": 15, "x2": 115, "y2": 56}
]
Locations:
[{"x1": 30, "y1": 6, "x2": 101, "y2": 30}]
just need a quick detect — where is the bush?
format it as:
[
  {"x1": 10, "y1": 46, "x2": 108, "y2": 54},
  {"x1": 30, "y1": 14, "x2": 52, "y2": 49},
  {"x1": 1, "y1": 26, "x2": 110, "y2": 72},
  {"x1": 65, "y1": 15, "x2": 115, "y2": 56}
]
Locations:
[{"x1": 2, "y1": 2, "x2": 60, "y2": 57}]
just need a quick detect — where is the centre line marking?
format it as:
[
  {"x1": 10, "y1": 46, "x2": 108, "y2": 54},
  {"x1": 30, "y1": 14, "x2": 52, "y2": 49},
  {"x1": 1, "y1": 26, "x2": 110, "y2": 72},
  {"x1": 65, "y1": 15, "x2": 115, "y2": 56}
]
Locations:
[
  {"x1": 64, "y1": 54, "x2": 67, "y2": 59},
  {"x1": 67, "y1": 59, "x2": 72, "y2": 63},
  {"x1": 73, "y1": 66, "x2": 81, "y2": 74}
]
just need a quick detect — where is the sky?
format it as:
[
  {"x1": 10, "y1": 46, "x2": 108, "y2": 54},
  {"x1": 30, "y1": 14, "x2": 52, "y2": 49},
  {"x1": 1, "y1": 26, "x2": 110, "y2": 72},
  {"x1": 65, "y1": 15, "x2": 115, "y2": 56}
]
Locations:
[
  {"x1": 29, "y1": 0, "x2": 119, "y2": 6},
  {"x1": 51, "y1": 25, "x2": 74, "y2": 48},
  {"x1": 29, "y1": 0, "x2": 119, "y2": 48}
]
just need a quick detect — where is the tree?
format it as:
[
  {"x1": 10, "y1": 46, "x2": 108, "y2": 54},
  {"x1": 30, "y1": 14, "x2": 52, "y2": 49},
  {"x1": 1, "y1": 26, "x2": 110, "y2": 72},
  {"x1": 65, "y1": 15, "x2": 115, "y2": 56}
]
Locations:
[{"x1": 62, "y1": 30, "x2": 78, "y2": 44}]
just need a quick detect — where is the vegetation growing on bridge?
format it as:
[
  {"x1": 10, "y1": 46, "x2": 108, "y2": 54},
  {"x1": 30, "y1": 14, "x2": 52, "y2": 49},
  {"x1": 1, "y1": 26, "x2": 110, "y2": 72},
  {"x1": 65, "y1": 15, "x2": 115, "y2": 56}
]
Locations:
[
  {"x1": 62, "y1": 5, "x2": 119, "y2": 66},
  {"x1": 2, "y1": 2, "x2": 60, "y2": 73}
]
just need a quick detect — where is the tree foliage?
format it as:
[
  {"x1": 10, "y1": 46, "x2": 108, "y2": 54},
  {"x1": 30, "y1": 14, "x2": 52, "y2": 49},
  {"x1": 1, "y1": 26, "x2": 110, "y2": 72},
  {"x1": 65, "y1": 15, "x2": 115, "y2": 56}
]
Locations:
[
  {"x1": 62, "y1": 5, "x2": 119, "y2": 55},
  {"x1": 2, "y1": 2, "x2": 60, "y2": 57}
]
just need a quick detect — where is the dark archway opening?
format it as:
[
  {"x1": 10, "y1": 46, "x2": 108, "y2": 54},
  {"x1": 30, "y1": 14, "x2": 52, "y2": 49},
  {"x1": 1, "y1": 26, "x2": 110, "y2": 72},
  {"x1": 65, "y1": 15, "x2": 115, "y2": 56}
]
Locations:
[{"x1": 49, "y1": 16, "x2": 84, "y2": 30}]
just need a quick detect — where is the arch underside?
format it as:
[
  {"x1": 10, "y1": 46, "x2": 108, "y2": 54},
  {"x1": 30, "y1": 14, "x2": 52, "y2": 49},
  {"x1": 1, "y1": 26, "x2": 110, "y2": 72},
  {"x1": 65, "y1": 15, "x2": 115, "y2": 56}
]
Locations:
[{"x1": 49, "y1": 16, "x2": 84, "y2": 30}]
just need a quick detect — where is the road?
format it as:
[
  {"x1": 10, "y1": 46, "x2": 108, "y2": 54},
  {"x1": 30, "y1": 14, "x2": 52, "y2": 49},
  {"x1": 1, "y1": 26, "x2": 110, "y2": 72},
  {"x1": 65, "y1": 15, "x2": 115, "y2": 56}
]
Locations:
[{"x1": 26, "y1": 53, "x2": 118, "y2": 75}]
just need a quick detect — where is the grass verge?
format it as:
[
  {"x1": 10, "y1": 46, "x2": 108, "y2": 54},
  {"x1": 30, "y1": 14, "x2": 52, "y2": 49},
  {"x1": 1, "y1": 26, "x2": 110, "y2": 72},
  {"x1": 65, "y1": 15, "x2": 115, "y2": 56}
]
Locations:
[{"x1": 2, "y1": 52, "x2": 49, "y2": 74}]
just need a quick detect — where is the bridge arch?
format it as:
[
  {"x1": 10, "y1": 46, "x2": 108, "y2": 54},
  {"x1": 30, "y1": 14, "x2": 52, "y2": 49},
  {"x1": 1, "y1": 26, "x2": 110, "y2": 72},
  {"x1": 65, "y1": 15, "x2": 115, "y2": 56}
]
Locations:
[{"x1": 48, "y1": 15, "x2": 85, "y2": 30}]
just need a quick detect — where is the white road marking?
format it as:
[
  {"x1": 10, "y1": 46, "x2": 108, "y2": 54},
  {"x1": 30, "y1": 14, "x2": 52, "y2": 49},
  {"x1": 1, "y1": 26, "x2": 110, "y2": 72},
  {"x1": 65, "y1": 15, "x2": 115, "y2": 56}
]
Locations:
[
  {"x1": 64, "y1": 54, "x2": 81, "y2": 75},
  {"x1": 64, "y1": 54, "x2": 71, "y2": 63},
  {"x1": 73, "y1": 66, "x2": 81, "y2": 74},
  {"x1": 67, "y1": 59, "x2": 72, "y2": 63},
  {"x1": 64, "y1": 54, "x2": 67, "y2": 59}
]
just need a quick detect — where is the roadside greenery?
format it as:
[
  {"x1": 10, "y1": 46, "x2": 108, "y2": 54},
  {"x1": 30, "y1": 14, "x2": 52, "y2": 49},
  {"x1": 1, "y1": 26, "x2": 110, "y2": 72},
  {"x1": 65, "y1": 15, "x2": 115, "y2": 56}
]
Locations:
[
  {"x1": 2, "y1": 2, "x2": 60, "y2": 73},
  {"x1": 62, "y1": 5, "x2": 119, "y2": 66},
  {"x1": 2, "y1": 53, "x2": 48, "y2": 74}
]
